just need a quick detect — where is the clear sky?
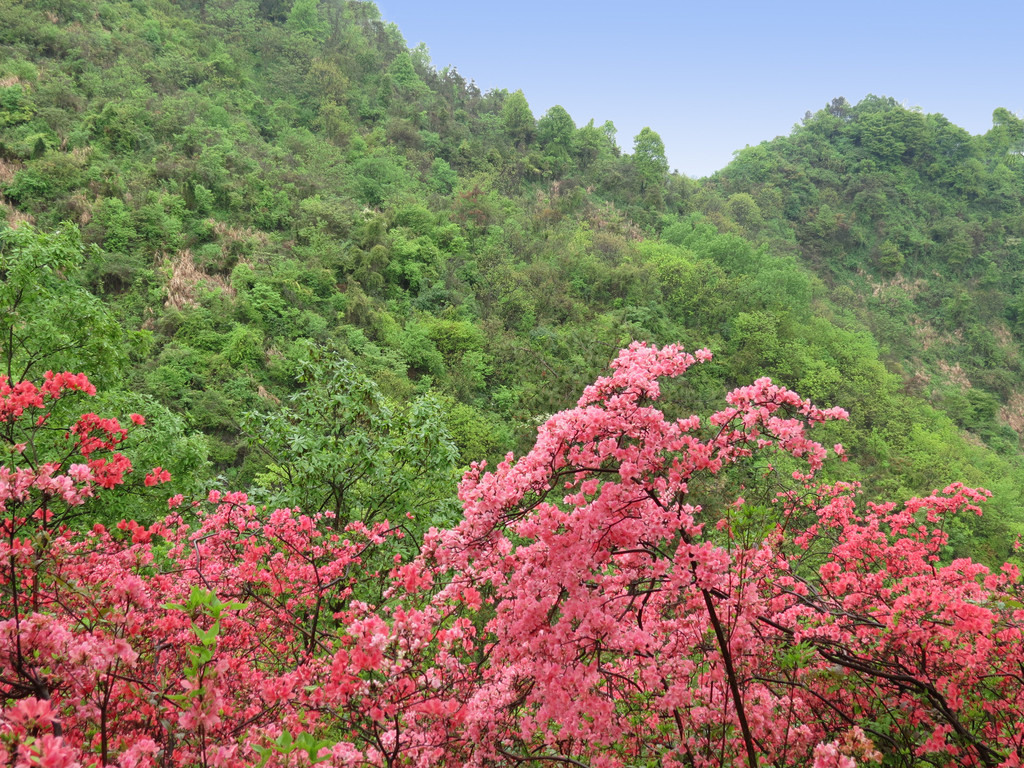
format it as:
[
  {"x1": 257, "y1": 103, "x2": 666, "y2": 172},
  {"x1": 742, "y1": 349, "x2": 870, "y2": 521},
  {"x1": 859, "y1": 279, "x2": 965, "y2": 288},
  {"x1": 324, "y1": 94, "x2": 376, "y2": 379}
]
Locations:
[{"x1": 374, "y1": 0, "x2": 1024, "y2": 178}]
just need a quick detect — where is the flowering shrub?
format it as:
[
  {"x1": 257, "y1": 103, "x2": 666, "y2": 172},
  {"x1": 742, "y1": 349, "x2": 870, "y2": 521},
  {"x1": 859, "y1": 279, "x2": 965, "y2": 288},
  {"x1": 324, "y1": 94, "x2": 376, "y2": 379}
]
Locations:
[
  {"x1": 2, "y1": 347, "x2": 1023, "y2": 767},
  {"x1": 0, "y1": 371, "x2": 473, "y2": 767},
  {"x1": 425, "y1": 343, "x2": 1024, "y2": 767}
]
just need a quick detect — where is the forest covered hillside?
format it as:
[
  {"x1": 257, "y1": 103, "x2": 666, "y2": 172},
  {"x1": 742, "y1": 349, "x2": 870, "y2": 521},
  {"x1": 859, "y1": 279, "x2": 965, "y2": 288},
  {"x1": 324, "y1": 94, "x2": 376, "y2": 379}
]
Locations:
[
  {"x1": 9, "y1": 2, "x2": 1024, "y2": 767},
  {"x1": 1, "y1": 0, "x2": 1024, "y2": 562}
]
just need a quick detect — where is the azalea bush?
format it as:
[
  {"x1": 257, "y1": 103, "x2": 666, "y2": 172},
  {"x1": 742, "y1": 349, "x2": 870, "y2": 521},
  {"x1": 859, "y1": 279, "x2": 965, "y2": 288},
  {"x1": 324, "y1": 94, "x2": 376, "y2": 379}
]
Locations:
[
  {"x1": 2, "y1": 345, "x2": 1023, "y2": 767},
  {"x1": 0, "y1": 370, "x2": 474, "y2": 767},
  {"x1": 429, "y1": 343, "x2": 1024, "y2": 768}
]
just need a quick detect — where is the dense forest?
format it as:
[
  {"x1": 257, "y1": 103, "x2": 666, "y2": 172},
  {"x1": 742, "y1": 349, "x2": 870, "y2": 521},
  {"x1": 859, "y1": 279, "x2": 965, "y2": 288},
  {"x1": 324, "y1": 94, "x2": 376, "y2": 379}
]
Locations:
[{"x1": 2, "y1": 1, "x2": 1024, "y2": 765}]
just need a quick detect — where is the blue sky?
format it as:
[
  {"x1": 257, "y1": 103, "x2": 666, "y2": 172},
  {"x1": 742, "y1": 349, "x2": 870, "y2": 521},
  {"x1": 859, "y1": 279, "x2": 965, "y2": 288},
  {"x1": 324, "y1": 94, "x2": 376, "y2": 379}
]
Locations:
[{"x1": 374, "y1": 0, "x2": 1024, "y2": 178}]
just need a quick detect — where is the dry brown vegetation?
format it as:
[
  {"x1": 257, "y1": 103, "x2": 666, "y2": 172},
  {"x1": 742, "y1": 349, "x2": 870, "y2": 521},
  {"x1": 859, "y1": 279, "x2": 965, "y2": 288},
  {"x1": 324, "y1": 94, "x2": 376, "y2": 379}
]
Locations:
[{"x1": 163, "y1": 249, "x2": 235, "y2": 310}]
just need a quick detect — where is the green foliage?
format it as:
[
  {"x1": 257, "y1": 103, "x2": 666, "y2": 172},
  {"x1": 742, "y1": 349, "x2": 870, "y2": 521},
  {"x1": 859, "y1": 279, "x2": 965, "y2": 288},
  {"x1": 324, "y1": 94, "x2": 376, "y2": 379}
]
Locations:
[
  {"x1": 0, "y1": 82, "x2": 35, "y2": 127},
  {"x1": 284, "y1": 0, "x2": 328, "y2": 41},
  {"x1": 243, "y1": 346, "x2": 460, "y2": 535},
  {"x1": 387, "y1": 51, "x2": 427, "y2": 97},
  {"x1": 0, "y1": 223, "x2": 129, "y2": 388},
  {"x1": 501, "y1": 89, "x2": 535, "y2": 148},
  {"x1": 537, "y1": 105, "x2": 575, "y2": 154},
  {"x1": 222, "y1": 324, "x2": 265, "y2": 368},
  {"x1": 632, "y1": 126, "x2": 669, "y2": 193},
  {"x1": 572, "y1": 119, "x2": 609, "y2": 168},
  {"x1": 875, "y1": 239, "x2": 904, "y2": 275},
  {"x1": 442, "y1": 398, "x2": 511, "y2": 466},
  {"x1": 426, "y1": 157, "x2": 457, "y2": 194}
]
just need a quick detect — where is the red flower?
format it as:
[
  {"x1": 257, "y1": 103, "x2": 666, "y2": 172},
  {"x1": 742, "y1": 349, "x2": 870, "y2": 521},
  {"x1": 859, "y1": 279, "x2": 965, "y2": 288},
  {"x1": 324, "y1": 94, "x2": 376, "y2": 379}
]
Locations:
[{"x1": 144, "y1": 466, "x2": 171, "y2": 486}]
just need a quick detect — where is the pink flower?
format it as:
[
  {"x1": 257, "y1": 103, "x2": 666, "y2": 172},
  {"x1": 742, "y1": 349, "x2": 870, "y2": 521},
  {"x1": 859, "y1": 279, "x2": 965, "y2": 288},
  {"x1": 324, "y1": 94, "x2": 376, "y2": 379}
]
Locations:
[
  {"x1": 18, "y1": 734, "x2": 80, "y2": 768},
  {"x1": 144, "y1": 466, "x2": 171, "y2": 486},
  {"x1": 6, "y1": 697, "x2": 57, "y2": 728},
  {"x1": 68, "y1": 463, "x2": 92, "y2": 482},
  {"x1": 813, "y1": 741, "x2": 856, "y2": 768}
]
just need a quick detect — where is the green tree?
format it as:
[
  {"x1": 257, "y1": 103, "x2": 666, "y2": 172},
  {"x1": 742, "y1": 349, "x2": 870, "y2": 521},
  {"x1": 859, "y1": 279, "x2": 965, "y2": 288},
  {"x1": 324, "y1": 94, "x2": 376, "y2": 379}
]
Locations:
[
  {"x1": 600, "y1": 120, "x2": 619, "y2": 153},
  {"x1": 501, "y1": 89, "x2": 535, "y2": 149},
  {"x1": 0, "y1": 223, "x2": 129, "y2": 388},
  {"x1": 285, "y1": 0, "x2": 327, "y2": 41},
  {"x1": 571, "y1": 119, "x2": 606, "y2": 168},
  {"x1": 537, "y1": 105, "x2": 575, "y2": 154},
  {"x1": 875, "y1": 239, "x2": 905, "y2": 275},
  {"x1": 986, "y1": 107, "x2": 1024, "y2": 159},
  {"x1": 632, "y1": 126, "x2": 669, "y2": 192},
  {"x1": 243, "y1": 347, "x2": 460, "y2": 535},
  {"x1": 387, "y1": 51, "x2": 427, "y2": 97},
  {"x1": 427, "y1": 157, "x2": 457, "y2": 194}
]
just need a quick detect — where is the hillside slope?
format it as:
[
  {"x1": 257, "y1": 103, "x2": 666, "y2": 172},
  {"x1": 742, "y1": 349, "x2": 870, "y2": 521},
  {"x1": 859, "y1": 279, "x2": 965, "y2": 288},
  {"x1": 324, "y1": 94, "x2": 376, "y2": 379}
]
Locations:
[
  {"x1": 707, "y1": 96, "x2": 1024, "y2": 454},
  {"x1": 1, "y1": 0, "x2": 1021, "y2": 560}
]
